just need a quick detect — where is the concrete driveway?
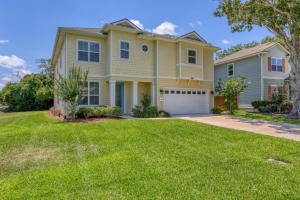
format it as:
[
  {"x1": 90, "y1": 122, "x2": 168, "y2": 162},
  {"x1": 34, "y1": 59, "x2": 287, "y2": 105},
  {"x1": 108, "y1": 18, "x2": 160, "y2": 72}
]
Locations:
[{"x1": 176, "y1": 114, "x2": 300, "y2": 142}]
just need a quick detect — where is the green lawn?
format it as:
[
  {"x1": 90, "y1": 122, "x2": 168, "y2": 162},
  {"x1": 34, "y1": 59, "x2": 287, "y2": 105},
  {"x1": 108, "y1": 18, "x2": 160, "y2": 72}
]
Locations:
[
  {"x1": 1, "y1": 112, "x2": 300, "y2": 199},
  {"x1": 233, "y1": 109, "x2": 300, "y2": 125}
]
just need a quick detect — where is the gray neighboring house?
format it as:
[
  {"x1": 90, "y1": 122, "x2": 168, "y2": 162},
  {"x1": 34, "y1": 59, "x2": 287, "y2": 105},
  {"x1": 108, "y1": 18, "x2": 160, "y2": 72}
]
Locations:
[{"x1": 214, "y1": 42, "x2": 290, "y2": 108}]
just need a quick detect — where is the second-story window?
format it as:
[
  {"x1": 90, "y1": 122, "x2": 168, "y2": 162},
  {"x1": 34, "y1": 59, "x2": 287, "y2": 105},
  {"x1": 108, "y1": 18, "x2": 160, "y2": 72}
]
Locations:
[
  {"x1": 227, "y1": 63, "x2": 234, "y2": 77},
  {"x1": 120, "y1": 41, "x2": 129, "y2": 59},
  {"x1": 271, "y1": 58, "x2": 283, "y2": 72},
  {"x1": 188, "y1": 49, "x2": 196, "y2": 64},
  {"x1": 78, "y1": 40, "x2": 100, "y2": 62}
]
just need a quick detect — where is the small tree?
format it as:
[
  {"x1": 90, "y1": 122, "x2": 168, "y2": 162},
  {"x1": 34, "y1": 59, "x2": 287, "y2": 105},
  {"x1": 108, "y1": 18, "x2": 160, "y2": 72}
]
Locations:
[
  {"x1": 55, "y1": 67, "x2": 88, "y2": 120},
  {"x1": 217, "y1": 76, "x2": 249, "y2": 114}
]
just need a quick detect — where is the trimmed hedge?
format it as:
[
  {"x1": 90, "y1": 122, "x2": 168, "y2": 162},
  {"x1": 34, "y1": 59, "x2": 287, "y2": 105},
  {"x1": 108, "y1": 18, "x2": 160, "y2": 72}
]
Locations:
[
  {"x1": 76, "y1": 106, "x2": 122, "y2": 119},
  {"x1": 251, "y1": 100, "x2": 293, "y2": 113}
]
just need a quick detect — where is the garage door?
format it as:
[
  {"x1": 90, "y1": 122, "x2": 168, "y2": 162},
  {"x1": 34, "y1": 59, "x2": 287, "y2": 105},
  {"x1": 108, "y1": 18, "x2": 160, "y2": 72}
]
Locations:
[{"x1": 163, "y1": 89, "x2": 209, "y2": 115}]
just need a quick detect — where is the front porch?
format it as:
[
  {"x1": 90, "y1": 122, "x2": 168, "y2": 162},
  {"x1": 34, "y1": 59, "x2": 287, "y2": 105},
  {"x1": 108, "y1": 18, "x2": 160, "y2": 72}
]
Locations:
[{"x1": 108, "y1": 80, "x2": 155, "y2": 114}]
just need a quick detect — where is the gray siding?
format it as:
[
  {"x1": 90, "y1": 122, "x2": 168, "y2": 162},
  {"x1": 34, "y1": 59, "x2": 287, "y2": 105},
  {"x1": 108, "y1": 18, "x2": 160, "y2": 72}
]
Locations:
[
  {"x1": 263, "y1": 79, "x2": 285, "y2": 100},
  {"x1": 214, "y1": 56, "x2": 262, "y2": 105}
]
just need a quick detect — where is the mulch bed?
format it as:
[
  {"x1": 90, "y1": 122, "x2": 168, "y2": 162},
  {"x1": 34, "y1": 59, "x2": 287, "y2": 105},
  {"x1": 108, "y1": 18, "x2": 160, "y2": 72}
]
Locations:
[{"x1": 48, "y1": 111, "x2": 120, "y2": 122}]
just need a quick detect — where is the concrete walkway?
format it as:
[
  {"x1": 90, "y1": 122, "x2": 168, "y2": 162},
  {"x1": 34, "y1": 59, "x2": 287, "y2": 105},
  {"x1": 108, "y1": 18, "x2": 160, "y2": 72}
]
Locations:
[{"x1": 177, "y1": 114, "x2": 300, "y2": 142}]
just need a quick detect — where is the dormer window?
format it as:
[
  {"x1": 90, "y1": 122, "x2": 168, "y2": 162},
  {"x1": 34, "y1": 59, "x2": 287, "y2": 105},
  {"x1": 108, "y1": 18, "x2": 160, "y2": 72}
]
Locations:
[
  {"x1": 120, "y1": 41, "x2": 130, "y2": 59},
  {"x1": 77, "y1": 40, "x2": 100, "y2": 63},
  {"x1": 188, "y1": 49, "x2": 196, "y2": 64}
]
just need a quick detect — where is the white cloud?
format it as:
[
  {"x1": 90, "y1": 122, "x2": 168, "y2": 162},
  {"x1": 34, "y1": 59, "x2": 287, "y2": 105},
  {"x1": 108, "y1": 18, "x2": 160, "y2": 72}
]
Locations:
[
  {"x1": 130, "y1": 19, "x2": 144, "y2": 30},
  {"x1": 222, "y1": 39, "x2": 232, "y2": 45},
  {"x1": 189, "y1": 20, "x2": 202, "y2": 28},
  {"x1": 0, "y1": 55, "x2": 31, "y2": 89},
  {"x1": 152, "y1": 22, "x2": 178, "y2": 35},
  {"x1": 0, "y1": 73, "x2": 17, "y2": 89},
  {"x1": 0, "y1": 55, "x2": 27, "y2": 69},
  {"x1": 0, "y1": 39, "x2": 9, "y2": 44}
]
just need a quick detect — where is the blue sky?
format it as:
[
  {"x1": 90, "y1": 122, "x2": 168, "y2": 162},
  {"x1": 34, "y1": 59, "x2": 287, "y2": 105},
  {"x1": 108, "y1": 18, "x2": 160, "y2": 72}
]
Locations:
[{"x1": 0, "y1": 0, "x2": 272, "y2": 88}]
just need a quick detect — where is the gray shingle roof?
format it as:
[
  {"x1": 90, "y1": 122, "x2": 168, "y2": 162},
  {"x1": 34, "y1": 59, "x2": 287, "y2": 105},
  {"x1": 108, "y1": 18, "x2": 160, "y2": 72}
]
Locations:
[
  {"x1": 214, "y1": 42, "x2": 277, "y2": 66},
  {"x1": 59, "y1": 27, "x2": 103, "y2": 35}
]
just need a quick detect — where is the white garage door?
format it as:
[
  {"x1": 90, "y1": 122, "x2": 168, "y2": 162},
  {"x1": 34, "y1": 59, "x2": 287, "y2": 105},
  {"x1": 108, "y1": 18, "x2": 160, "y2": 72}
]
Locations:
[{"x1": 163, "y1": 89, "x2": 209, "y2": 115}]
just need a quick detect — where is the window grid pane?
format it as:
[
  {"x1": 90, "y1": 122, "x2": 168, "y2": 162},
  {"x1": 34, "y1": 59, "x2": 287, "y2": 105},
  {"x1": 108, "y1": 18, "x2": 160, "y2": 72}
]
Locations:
[
  {"x1": 188, "y1": 50, "x2": 196, "y2": 64},
  {"x1": 78, "y1": 41, "x2": 100, "y2": 62},
  {"x1": 120, "y1": 41, "x2": 129, "y2": 59}
]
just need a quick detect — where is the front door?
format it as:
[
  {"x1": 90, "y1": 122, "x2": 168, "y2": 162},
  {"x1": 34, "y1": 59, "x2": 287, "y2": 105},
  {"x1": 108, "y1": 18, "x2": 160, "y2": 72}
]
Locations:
[{"x1": 115, "y1": 82, "x2": 125, "y2": 113}]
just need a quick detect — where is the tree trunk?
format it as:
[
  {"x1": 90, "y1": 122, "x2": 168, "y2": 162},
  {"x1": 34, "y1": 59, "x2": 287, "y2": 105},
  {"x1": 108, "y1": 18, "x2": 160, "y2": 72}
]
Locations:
[{"x1": 288, "y1": 46, "x2": 300, "y2": 119}]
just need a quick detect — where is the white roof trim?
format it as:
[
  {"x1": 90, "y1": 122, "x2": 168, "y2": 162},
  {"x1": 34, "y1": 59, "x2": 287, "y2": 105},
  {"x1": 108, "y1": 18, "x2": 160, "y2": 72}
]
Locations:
[{"x1": 179, "y1": 31, "x2": 207, "y2": 43}]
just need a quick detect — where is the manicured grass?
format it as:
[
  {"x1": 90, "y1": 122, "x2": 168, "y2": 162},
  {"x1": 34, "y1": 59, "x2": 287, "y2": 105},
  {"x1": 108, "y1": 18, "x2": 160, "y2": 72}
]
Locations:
[
  {"x1": 1, "y1": 111, "x2": 300, "y2": 199},
  {"x1": 233, "y1": 109, "x2": 300, "y2": 124}
]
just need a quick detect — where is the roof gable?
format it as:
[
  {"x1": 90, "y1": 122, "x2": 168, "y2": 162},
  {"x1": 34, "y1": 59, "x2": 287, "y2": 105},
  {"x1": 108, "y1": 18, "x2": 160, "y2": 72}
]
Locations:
[
  {"x1": 110, "y1": 18, "x2": 142, "y2": 31},
  {"x1": 179, "y1": 31, "x2": 207, "y2": 43},
  {"x1": 214, "y1": 42, "x2": 283, "y2": 66}
]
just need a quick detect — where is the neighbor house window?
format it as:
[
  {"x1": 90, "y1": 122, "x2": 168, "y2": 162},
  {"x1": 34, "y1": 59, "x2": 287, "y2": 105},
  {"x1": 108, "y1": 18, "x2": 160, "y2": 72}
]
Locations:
[
  {"x1": 120, "y1": 41, "x2": 130, "y2": 59},
  {"x1": 80, "y1": 81, "x2": 100, "y2": 106},
  {"x1": 271, "y1": 58, "x2": 283, "y2": 72},
  {"x1": 227, "y1": 64, "x2": 234, "y2": 77},
  {"x1": 78, "y1": 40, "x2": 100, "y2": 62},
  {"x1": 188, "y1": 49, "x2": 196, "y2": 64}
]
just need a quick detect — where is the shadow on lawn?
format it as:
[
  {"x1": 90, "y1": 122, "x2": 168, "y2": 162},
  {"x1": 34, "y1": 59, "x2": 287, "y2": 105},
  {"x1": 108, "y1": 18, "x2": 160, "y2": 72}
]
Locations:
[{"x1": 229, "y1": 115, "x2": 300, "y2": 136}]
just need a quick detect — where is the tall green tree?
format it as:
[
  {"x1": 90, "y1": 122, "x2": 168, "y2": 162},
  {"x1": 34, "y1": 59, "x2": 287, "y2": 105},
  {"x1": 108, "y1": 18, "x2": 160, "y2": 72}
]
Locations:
[
  {"x1": 214, "y1": 0, "x2": 300, "y2": 117},
  {"x1": 55, "y1": 67, "x2": 88, "y2": 120},
  {"x1": 0, "y1": 74, "x2": 53, "y2": 111}
]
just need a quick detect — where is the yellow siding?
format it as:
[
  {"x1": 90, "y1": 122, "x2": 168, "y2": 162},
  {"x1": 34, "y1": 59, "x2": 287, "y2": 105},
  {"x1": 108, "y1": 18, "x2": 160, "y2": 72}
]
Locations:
[
  {"x1": 138, "y1": 82, "x2": 151, "y2": 105},
  {"x1": 158, "y1": 41, "x2": 177, "y2": 77},
  {"x1": 111, "y1": 31, "x2": 155, "y2": 76},
  {"x1": 181, "y1": 67, "x2": 203, "y2": 79},
  {"x1": 125, "y1": 81, "x2": 132, "y2": 113},
  {"x1": 180, "y1": 43, "x2": 203, "y2": 65},
  {"x1": 101, "y1": 79, "x2": 110, "y2": 106},
  {"x1": 66, "y1": 33, "x2": 108, "y2": 76},
  {"x1": 203, "y1": 48, "x2": 214, "y2": 81}
]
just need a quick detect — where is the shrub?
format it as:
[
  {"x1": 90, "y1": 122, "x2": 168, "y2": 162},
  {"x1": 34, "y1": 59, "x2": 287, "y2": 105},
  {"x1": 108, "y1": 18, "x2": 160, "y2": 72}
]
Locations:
[
  {"x1": 132, "y1": 94, "x2": 168, "y2": 118},
  {"x1": 144, "y1": 106, "x2": 159, "y2": 118},
  {"x1": 258, "y1": 104, "x2": 277, "y2": 113},
  {"x1": 158, "y1": 110, "x2": 170, "y2": 117},
  {"x1": 76, "y1": 106, "x2": 122, "y2": 119},
  {"x1": 251, "y1": 100, "x2": 289, "y2": 113},
  {"x1": 76, "y1": 107, "x2": 95, "y2": 119},
  {"x1": 132, "y1": 105, "x2": 144, "y2": 118},
  {"x1": 251, "y1": 101, "x2": 272, "y2": 109},
  {"x1": 211, "y1": 107, "x2": 222, "y2": 114},
  {"x1": 280, "y1": 101, "x2": 293, "y2": 114}
]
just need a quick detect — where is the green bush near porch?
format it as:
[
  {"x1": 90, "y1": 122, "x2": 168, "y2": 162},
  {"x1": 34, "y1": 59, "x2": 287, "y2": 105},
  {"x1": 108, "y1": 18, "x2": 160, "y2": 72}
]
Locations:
[
  {"x1": 76, "y1": 106, "x2": 122, "y2": 118},
  {"x1": 132, "y1": 94, "x2": 170, "y2": 118}
]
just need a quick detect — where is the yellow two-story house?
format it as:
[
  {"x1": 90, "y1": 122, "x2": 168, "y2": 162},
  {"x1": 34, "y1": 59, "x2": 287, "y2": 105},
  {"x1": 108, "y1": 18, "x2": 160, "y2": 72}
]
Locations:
[{"x1": 51, "y1": 19, "x2": 218, "y2": 115}]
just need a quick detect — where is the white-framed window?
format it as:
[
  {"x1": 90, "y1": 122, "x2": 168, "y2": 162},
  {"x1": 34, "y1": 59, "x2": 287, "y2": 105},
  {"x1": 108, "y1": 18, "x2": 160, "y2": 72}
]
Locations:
[
  {"x1": 271, "y1": 58, "x2": 283, "y2": 72},
  {"x1": 227, "y1": 63, "x2": 234, "y2": 77},
  {"x1": 77, "y1": 40, "x2": 100, "y2": 62},
  {"x1": 188, "y1": 49, "x2": 196, "y2": 64},
  {"x1": 120, "y1": 40, "x2": 130, "y2": 59},
  {"x1": 80, "y1": 81, "x2": 100, "y2": 106}
]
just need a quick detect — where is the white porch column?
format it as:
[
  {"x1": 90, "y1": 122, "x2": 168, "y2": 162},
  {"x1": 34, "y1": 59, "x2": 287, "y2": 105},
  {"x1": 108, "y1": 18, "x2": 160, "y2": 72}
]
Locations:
[
  {"x1": 151, "y1": 82, "x2": 156, "y2": 106},
  {"x1": 132, "y1": 81, "x2": 138, "y2": 108},
  {"x1": 109, "y1": 80, "x2": 116, "y2": 107}
]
